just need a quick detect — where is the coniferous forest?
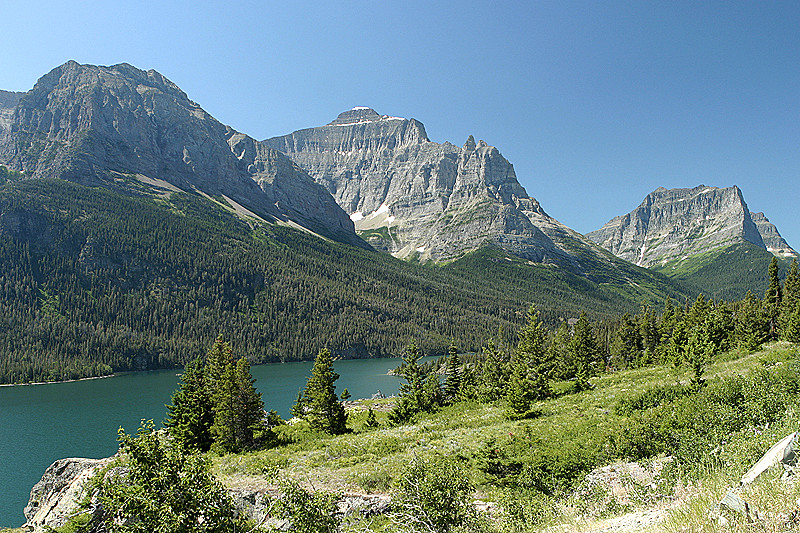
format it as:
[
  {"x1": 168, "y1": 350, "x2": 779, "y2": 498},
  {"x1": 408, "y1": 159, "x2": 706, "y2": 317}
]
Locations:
[{"x1": 0, "y1": 174, "x2": 690, "y2": 384}]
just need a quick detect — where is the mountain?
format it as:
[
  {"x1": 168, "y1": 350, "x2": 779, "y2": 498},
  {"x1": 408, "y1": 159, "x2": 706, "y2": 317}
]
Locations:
[
  {"x1": 265, "y1": 107, "x2": 617, "y2": 274},
  {"x1": 587, "y1": 185, "x2": 796, "y2": 267},
  {"x1": 0, "y1": 63, "x2": 693, "y2": 384},
  {"x1": 587, "y1": 185, "x2": 797, "y2": 299},
  {"x1": 0, "y1": 61, "x2": 357, "y2": 243},
  {"x1": 750, "y1": 211, "x2": 797, "y2": 258}
]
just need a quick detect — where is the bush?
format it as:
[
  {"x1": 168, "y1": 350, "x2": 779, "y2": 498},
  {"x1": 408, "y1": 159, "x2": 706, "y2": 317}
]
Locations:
[
  {"x1": 272, "y1": 478, "x2": 340, "y2": 533},
  {"x1": 94, "y1": 420, "x2": 247, "y2": 532},
  {"x1": 390, "y1": 455, "x2": 478, "y2": 533}
]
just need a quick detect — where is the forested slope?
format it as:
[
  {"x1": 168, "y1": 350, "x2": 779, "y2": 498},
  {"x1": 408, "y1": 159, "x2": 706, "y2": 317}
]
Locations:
[{"x1": 0, "y1": 176, "x2": 690, "y2": 384}]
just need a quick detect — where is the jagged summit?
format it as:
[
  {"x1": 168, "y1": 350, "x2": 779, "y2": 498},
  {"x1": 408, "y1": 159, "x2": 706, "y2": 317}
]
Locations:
[
  {"x1": 329, "y1": 107, "x2": 388, "y2": 125},
  {"x1": 587, "y1": 184, "x2": 796, "y2": 267},
  {"x1": 266, "y1": 109, "x2": 630, "y2": 278}
]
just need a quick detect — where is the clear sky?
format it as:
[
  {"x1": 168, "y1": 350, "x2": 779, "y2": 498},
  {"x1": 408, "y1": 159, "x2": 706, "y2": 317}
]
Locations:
[{"x1": 2, "y1": 1, "x2": 798, "y2": 250}]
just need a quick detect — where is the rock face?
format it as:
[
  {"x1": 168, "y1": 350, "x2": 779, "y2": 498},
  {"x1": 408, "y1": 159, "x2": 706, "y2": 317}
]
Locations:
[
  {"x1": 750, "y1": 212, "x2": 797, "y2": 258},
  {"x1": 24, "y1": 457, "x2": 112, "y2": 531},
  {"x1": 587, "y1": 185, "x2": 796, "y2": 267},
  {"x1": 0, "y1": 61, "x2": 357, "y2": 244},
  {"x1": 266, "y1": 107, "x2": 600, "y2": 266}
]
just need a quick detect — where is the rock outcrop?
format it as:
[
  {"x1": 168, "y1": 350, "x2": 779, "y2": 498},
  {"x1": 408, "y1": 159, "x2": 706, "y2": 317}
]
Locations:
[
  {"x1": 587, "y1": 185, "x2": 796, "y2": 267},
  {"x1": 0, "y1": 61, "x2": 358, "y2": 244},
  {"x1": 266, "y1": 107, "x2": 605, "y2": 268},
  {"x1": 750, "y1": 212, "x2": 797, "y2": 259},
  {"x1": 24, "y1": 457, "x2": 112, "y2": 531}
]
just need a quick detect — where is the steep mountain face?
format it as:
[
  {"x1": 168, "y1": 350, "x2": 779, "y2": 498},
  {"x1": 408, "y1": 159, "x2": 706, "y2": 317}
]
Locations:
[
  {"x1": 265, "y1": 107, "x2": 609, "y2": 270},
  {"x1": 750, "y1": 211, "x2": 797, "y2": 258},
  {"x1": 587, "y1": 185, "x2": 796, "y2": 268},
  {"x1": 0, "y1": 61, "x2": 356, "y2": 242}
]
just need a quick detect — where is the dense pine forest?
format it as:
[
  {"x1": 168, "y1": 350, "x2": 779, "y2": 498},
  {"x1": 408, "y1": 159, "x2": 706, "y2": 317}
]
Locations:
[{"x1": 0, "y1": 173, "x2": 690, "y2": 384}]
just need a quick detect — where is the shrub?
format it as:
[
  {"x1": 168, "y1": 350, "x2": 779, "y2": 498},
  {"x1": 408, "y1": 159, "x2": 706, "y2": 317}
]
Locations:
[{"x1": 390, "y1": 455, "x2": 478, "y2": 533}]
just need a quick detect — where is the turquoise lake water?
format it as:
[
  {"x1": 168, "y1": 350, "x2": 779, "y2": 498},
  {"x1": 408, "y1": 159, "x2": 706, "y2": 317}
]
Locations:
[{"x1": 0, "y1": 357, "x2": 404, "y2": 527}]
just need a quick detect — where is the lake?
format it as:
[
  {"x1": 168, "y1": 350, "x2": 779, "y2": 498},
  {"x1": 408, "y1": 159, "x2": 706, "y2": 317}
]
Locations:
[{"x1": 0, "y1": 357, "x2": 405, "y2": 527}]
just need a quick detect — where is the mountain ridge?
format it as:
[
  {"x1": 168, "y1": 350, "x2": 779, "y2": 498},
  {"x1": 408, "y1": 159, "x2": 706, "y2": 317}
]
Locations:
[
  {"x1": 587, "y1": 184, "x2": 796, "y2": 268},
  {"x1": 0, "y1": 61, "x2": 359, "y2": 245}
]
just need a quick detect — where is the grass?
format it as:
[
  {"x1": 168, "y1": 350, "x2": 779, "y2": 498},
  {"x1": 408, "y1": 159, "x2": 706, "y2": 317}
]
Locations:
[{"x1": 211, "y1": 341, "x2": 800, "y2": 532}]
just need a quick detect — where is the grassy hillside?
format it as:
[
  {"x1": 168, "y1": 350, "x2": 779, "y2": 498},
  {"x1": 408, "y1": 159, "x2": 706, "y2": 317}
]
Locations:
[
  {"x1": 653, "y1": 241, "x2": 790, "y2": 301},
  {"x1": 210, "y1": 341, "x2": 800, "y2": 533},
  {"x1": 0, "y1": 177, "x2": 691, "y2": 384}
]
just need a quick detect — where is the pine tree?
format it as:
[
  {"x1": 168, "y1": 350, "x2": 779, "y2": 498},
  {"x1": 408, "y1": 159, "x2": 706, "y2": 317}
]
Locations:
[
  {"x1": 609, "y1": 313, "x2": 642, "y2": 369},
  {"x1": 505, "y1": 304, "x2": 551, "y2": 418},
  {"x1": 477, "y1": 338, "x2": 510, "y2": 402},
  {"x1": 164, "y1": 356, "x2": 214, "y2": 452},
  {"x1": 296, "y1": 348, "x2": 348, "y2": 434},
  {"x1": 765, "y1": 256, "x2": 783, "y2": 339},
  {"x1": 780, "y1": 259, "x2": 800, "y2": 339},
  {"x1": 388, "y1": 341, "x2": 436, "y2": 425},
  {"x1": 442, "y1": 343, "x2": 462, "y2": 404},
  {"x1": 734, "y1": 291, "x2": 769, "y2": 352},
  {"x1": 548, "y1": 321, "x2": 573, "y2": 381},
  {"x1": 569, "y1": 311, "x2": 599, "y2": 390}
]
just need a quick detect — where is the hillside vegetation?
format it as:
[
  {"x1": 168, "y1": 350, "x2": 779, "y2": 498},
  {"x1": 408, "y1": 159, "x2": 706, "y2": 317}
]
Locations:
[
  {"x1": 0, "y1": 175, "x2": 689, "y2": 384},
  {"x1": 34, "y1": 257, "x2": 800, "y2": 532}
]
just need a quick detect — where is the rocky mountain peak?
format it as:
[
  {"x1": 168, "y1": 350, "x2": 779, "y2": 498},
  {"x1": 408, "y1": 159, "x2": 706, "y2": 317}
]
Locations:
[
  {"x1": 329, "y1": 107, "x2": 384, "y2": 125},
  {"x1": 463, "y1": 135, "x2": 476, "y2": 151},
  {"x1": 588, "y1": 184, "x2": 795, "y2": 267},
  {"x1": 266, "y1": 109, "x2": 603, "y2": 270},
  {"x1": 0, "y1": 61, "x2": 359, "y2": 244}
]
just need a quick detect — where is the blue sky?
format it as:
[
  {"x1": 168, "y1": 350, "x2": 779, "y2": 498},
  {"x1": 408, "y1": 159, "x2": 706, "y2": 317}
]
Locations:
[{"x1": 2, "y1": 1, "x2": 798, "y2": 250}]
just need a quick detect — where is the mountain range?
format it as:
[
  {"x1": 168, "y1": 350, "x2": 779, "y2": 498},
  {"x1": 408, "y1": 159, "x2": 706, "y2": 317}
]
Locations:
[{"x1": 0, "y1": 60, "x2": 793, "y2": 382}]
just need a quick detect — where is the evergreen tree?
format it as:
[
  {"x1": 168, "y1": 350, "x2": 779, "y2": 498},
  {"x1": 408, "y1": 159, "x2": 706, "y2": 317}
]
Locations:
[
  {"x1": 783, "y1": 301, "x2": 800, "y2": 343},
  {"x1": 505, "y1": 305, "x2": 551, "y2": 417},
  {"x1": 389, "y1": 341, "x2": 436, "y2": 425},
  {"x1": 609, "y1": 313, "x2": 642, "y2": 369},
  {"x1": 442, "y1": 342, "x2": 462, "y2": 404},
  {"x1": 569, "y1": 311, "x2": 599, "y2": 390},
  {"x1": 477, "y1": 338, "x2": 510, "y2": 402},
  {"x1": 765, "y1": 256, "x2": 783, "y2": 338},
  {"x1": 548, "y1": 321, "x2": 573, "y2": 381},
  {"x1": 734, "y1": 291, "x2": 769, "y2": 352},
  {"x1": 780, "y1": 259, "x2": 800, "y2": 339},
  {"x1": 295, "y1": 348, "x2": 348, "y2": 434},
  {"x1": 638, "y1": 303, "x2": 660, "y2": 365},
  {"x1": 164, "y1": 356, "x2": 214, "y2": 452}
]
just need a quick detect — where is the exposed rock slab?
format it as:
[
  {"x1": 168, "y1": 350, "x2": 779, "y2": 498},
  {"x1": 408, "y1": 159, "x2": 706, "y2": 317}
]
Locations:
[
  {"x1": 587, "y1": 185, "x2": 795, "y2": 267},
  {"x1": 751, "y1": 212, "x2": 797, "y2": 258},
  {"x1": 24, "y1": 457, "x2": 112, "y2": 531}
]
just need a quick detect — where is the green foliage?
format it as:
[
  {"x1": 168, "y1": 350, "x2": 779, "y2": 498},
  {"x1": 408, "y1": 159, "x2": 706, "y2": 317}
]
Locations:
[
  {"x1": 505, "y1": 305, "x2": 551, "y2": 418},
  {"x1": 442, "y1": 343, "x2": 462, "y2": 404},
  {"x1": 0, "y1": 177, "x2": 692, "y2": 384},
  {"x1": 164, "y1": 356, "x2": 214, "y2": 452},
  {"x1": 165, "y1": 337, "x2": 266, "y2": 453},
  {"x1": 95, "y1": 420, "x2": 246, "y2": 532},
  {"x1": 568, "y1": 311, "x2": 600, "y2": 389},
  {"x1": 295, "y1": 348, "x2": 348, "y2": 434},
  {"x1": 272, "y1": 478, "x2": 340, "y2": 533},
  {"x1": 477, "y1": 337, "x2": 511, "y2": 402},
  {"x1": 391, "y1": 456, "x2": 479, "y2": 533},
  {"x1": 389, "y1": 342, "x2": 439, "y2": 425}
]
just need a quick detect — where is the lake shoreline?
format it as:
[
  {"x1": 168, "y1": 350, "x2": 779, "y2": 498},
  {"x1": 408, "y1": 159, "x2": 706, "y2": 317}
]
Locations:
[{"x1": 0, "y1": 374, "x2": 116, "y2": 388}]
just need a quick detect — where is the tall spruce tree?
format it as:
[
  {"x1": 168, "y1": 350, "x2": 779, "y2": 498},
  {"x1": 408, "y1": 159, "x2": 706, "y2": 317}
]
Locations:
[
  {"x1": 765, "y1": 256, "x2": 783, "y2": 338},
  {"x1": 443, "y1": 342, "x2": 462, "y2": 404},
  {"x1": 295, "y1": 348, "x2": 348, "y2": 434},
  {"x1": 505, "y1": 304, "x2": 551, "y2": 418},
  {"x1": 389, "y1": 341, "x2": 437, "y2": 425},
  {"x1": 780, "y1": 259, "x2": 800, "y2": 339},
  {"x1": 164, "y1": 356, "x2": 214, "y2": 452},
  {"x1": 478, "y1": 337, "x2": 510, "y2": 402},
  {"x1": 569, "y1": 311, "x2": 599, "y2": 390}
]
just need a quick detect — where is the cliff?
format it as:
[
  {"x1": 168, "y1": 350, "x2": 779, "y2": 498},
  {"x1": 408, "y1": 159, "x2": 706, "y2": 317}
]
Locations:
[{"x1": 587, "y1": 185, "x2": 796, "y2": 267}]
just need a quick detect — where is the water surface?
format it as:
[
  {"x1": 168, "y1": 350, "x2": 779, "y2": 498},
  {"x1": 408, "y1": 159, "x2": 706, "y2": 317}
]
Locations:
[{"x1": 0, "y1": 357, "x2": 402, "y2": 527}]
